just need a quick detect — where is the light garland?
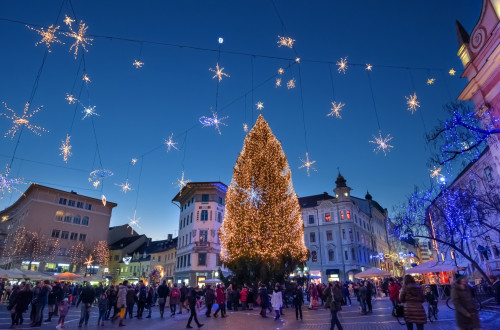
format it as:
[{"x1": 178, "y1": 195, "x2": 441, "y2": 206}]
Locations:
[
  {"x1": 0, "y1": 102, "x2": 47, "y2": 138},
  {"x1": 132, "y1": 60, "x2": 144, "y2": 68},
  {"x1": 287, "y1": 79, "x2": 296, "y2": 89},
  {"x1": 337, "y1": 57, "x2": 348, "y2": 74},
  {"x1": 277, "y1": 35, "x2": 295, "y2": 48},
  {"x1": 131, "y1": 158, "x2": 138, "y2": 165},
  {"x1": 26, "y1": 24, "x2": 63, "y2": 52},
  {"x1": 199, "y1": 111, "x2": 228, "y2": 134},
  {"x1": 84, "y1": 255, "x2": 94, "y2": 267},
  {"x1": 62, "y1": 16, "x2": 93, "y2": 59},
  {"x1": 65, "y1": 93, "x2": 77, "y2": 104},
  {"x1": 405, "y1": 92, "x2": 420, "y2": 114},
  {"x1": 295, "y1": 57, "x2": 301, "y2": 63},
  {"x1": 63, "y1": 15, "x2": 75, "y2": 26},
  {"x1": 59, "y1": 134, "x2": 72, "y2": 163},
  {"x1": 256, "y1": 101, "x2": 264, "y2": 110},
  {"x1": 327, "y1": 101, "x2": 345, "y2": 118},
  {"x1": 299, "y1": 152, "x2": 317, "y2": 176},
  {"x1": 82, "y1": 105, "x2": 98, "y2": 119},
  {"x1": 209, "y1": 62, "x2": 230, "y2": 82},
  {"x1": 369, "y1": 131, "x2": 394, "y2": 156},
  {"x1": 164, "y1": 133, "x2": 179, "y2": 152}
]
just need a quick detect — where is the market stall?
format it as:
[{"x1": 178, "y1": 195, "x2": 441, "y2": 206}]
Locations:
[
  {"x1": 407, "y1": 260, "x2": 457, "y2": 298},
  {"x1": 354, "y1": 267, "x2": 393, "y2": 279}
]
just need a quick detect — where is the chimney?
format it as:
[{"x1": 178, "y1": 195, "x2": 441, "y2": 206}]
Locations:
[{"x1": 168, "y1": 234, "x2": 173, "y2": 241}]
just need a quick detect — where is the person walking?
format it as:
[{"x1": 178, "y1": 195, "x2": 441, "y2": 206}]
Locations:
[
  {"x1": 56, "y1": 298, "x2": 70, "y2": 329},
  {"x1": 204, "y1": 285, "x2": 215, "y2": 317},
  {"x1": 13, "y1": 283, "x2": 32, "y2": 327},
  {"x1": 389, "y1": 279, "x2": 401, "y2": 308},
  {"x1": 136, "y1": 282, "x2": 147, "y2": 319},
  {"x1": 97, "y1": 293, "x2": 108, "y2": 326},
  {"x1": 186, "y1": 286, "x2": 203, "y2": 328},
  {"x1": 330, "y1": 282, "x2": 344, "y2": 330},
  {"x1": 157, "y1": 280, "x2": 170, "y2": 318},
  {"x1": 213, "y1": 284, "x2": 226, "y2": 318},
  {"x1": 399, "y1": 274, "x2": 426, "y2": 330},
  {"x1": 170, "y1": 283, "x2": 181, "y2": 317},
  {"x1": 45, "y1": 283, "x2": 56, "y2": 323},
  {"x1": 7, "y1": 285, "x2": 19, "y2": 328},
  {"x1": 34, "y1": 280, "x2": 51, "y2": 327},
  {"x1": 76, "y1": 282, "x2": 95, "y2": 327},
  {"x1": 293, "y1": 285, "x2": 304, "y2": 320},
  {"x1": 52, "y1": 282, "x2": 63, "y2": 318},
  {"x1": 358, "y1": 281, "x2": 368, "y2": 315},
  {"x1": 451, "y1": 276, "x2": 480, "y2": 330},
  {"x1": 366, "y1": 281, "x2": 373, "y2": 313},
  {"x1": 114, "y1": 280, "x2": 128, "y2": 327},
  {"x1": 146, "y1": 286, "x2": 154, "y2": 318},
  {"x1": 342, "y1": 283, "x2": 351, "y2": 306},
  {"x1": 179, "y1": 283, "x2": 189, "y2": 314},
  {"x1": 258, "y1": 284, "x2": 269, "y2": 318},
  {"x1": 271, "y1": 284, "x2": 282, "y2": 320}
]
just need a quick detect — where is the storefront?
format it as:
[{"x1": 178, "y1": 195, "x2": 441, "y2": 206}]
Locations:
[{"x1": 326, "y1": 269, "x2": 340, "y2": 282}]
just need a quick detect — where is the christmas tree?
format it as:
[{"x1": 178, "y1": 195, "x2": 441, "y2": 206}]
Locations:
[{"x1": 219, "y1": 114, "x2": 308, "y2": 284}]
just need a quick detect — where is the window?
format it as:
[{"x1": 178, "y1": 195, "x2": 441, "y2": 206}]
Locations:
[
  {"x1": 51, "y1": 229, "x2": 60, "y2": 238},
  {"x1": 79, "y1": 234, "x2": 86, "y2": 242},
  {"x1": 328, "y1": 249, "x2": 334, "y2": 262},
  {"x1": 201, "y1": 210, "x2": 208, "y2": 221},
  {"x1": 216, "y1": 253, "x2": 221, "y2": 267},
  {"x1": 114, "y1": 255, "x2": 119, "y2": 261},
  {"x1": 59, "y1": 198, "x2": 67, "y2": 205},
  {"x1": 344, "y1": 250, "x2": 348, "y2": 260},
  {"x1": 158, "y1": 256, "x2": 161, "y2": 262},
  {"x1": 218, "y1": 212, "x2": 222, "y2": 223},
  {"x1": 340, "y1": 211, "x2": 344, "y2": 220},
  {"x1": 308, "y1": 215, "x2": 314, "y2": 224},
  {"x1": 85, "y1": 203, "x2": 92, "y2": 211},
  {"x1": 198, "y1": 253, "x2": 207, "y2": 266},
  {"x1": 82, "y1": 216, "x2": 89, "y2": 226},
  {"x1": 218, "y1": 196, "x2": 223, "y2": 205},
  {"x1": 311, "y1": 251, "x2": 317, "y2": 262},
  {"x1": 310, "y1": 232, "x2": 316, "y2": 243},
  {"x1": 485, "y1": 167, "x2": 493, "y2": 182},
  {"x1": 64, "y1": 214, "x2": 72, "y2": 223},
  {"x1": 342, "y1": 229, "x2": 346, "y2": 239},
  {"x1": 326, "y1": 230, "x2": 333, "y2": 241},
  {"x1": 61, "y1": 231, "x2": 69, "y2": 239},
  {"x1": 73, "y1": 215, "x2": 81, "y2": 224},
  {"x1": 70, "y1": 232, "x2": 78, "y2": 240},
  {"x1": 55, "y1": 211, "x2": 63, "y2": 221},
  {"x1": 351, "y1": 248, "x2": 356, "y2": 260},
  {"x1": 357, "y1": 232, "x2": 360, "y2": 241},
  {"x1": 187, "y1": 254, "x2": 191, "y2": 266},
  {"x1": 202, "y1": 194, "x2": 209, "y2": 202},
  {"x1": 68, "y1": 200, "x2": 75, "y2": 207},
  {"x1": 77, "y1": 201, "x2": 84, "y2": 208},
  {"x1": 324, "y1": 212, "x2": 331, "y2": 222},
  {"x1": 349, "y1": 228, "x2": 354, "y2": 242},
  {"x1": 199, "y1": 230, "x2": 208, "y2": 242},
  {"x1": 347, "y1": 210, "x2": 351, "y2": 220},
  {"x1": 190, "y1": 213, "x2": 193, "y2": 223}
]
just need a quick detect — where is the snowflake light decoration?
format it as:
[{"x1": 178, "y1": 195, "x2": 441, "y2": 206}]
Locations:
[
  {"x1": 82, "y1": 105, "x2": 99, "y2": 119},
  {"x1": 278, "y1": 68, "x2": 284, "y2": 75},
  {"x1": 0, "y1": 164, "x2": 24, "y2": 198},
  {"x1": 327, "y1": 101, "x2": 345, "y2": 118},
  {"x1": 276, "y1": 78, "x2": 282, "y2": 87},
  {"x1": 299, "y1": 152, "x2": 317, "y2": 176},
  {"x1": 0, "y1": 102, "x2": 48, "y2": 138},
  {"x1": 131, "y1": 158, "x2": 138, "y2": 165},
  {"x1": 62, "y1": 18, "x2": 93, "y2": 59},
  {"x1": 59, "y1": 134, "x2": 72, "y2": 162},
  {"x1": 26, "y1": 24, "x2": 63, "y2": 52},
  {"x1": 405, "y1": 92, "x2": 420, "y2": 114},
  {"x1": 337, "y1": 57, "x2": 348, "y2": 74},
  {"x1": 277, "y1": 35, "x2": 295, "y2": 48},
  {"x1": 209, "y1": 62, "x2": 230, "y2": 82},
  {"x1": 287, "y1": 79, "x2": 296, "y2": 89},
  {"x1": 174, "y1": 171, "x2": 191, "y2": 194},
  {"x1": 164, "y1": 133, "x2": 179, "y2": 152},
  {"x1": 65, "y1": 93, "x2": 77, "y2": 104},
  {"x1": 429, "y1": 166, "x2": 445, "y2": 183},
  {"x1": 116, "y1": 179, "x2": 133, "y2": 193},
  {"x1": 199, "y1": 111, "x2": 228, "y2": 135},
  {"x1": 243, "y1": 123, "x2": 248, "y2": 132},
  {"x1": 427, "y1": 78, "x2": 436, "y2": 85},
  {"x1": 237, "y1": 180, "x2": 265, "y2": 208},
  {"x1": 369, "y1": 131, "x2": 394, "y2": 156},
  {"x1": 449, "y1": 68, "x2": 456, "y2": 76},
  {"x1": 127, "y1": 210, "x2": 141, "y2": 234},
  {"x1": 366, "y1": 64, "x2": 373, "y2": 71},
  {"x1": 82, "y1": 74, "x2": 90, "y2": 83},
  {"x1": 132, "y1": 60, "x2": 144, "y2": 68},
  {"x1": 256, "y1": 102, "x2": 264, "y2": 110}
]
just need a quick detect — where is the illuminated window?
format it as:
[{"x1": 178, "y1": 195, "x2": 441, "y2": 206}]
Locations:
[
  {"x1": 340, "y1": 211, "x2": 344, "y2": 220},
  {"x1": 199, "y1": 230, "x2": 208, "y2": 242},
  {"x1": 201, "y1": 210, "x2": 208, "y2": 221},
  {"x1": 55, "y1": 211, "x2": 64, "y2": 221},
  {"x1": 450, "y1": 250, "x2": 455, "y2": 259},
  {"x1": 441, "y1": 253, "x2": 445, "y2": 262},
  {"x1": 347, "y1": 210, "x2": 351, "y2": 220},
  {"x1": 311, "y1": 251, "x2": 317, "y2": 262},
  {"x1": 325, "y1": 212, "x2": 331, "y2": 222}
]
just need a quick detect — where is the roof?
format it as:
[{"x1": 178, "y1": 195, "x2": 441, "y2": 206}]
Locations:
[
  {"x1": 109, "y1": 235, "x2": 145, "y2": 250},
  {"x1": 351, "y1": 196, "x2": 386, "y2": 216},
  {"x1": 172, "y1": 181, "x2": 227, "y2": 202},
  {"x1": 298, "y1": 193, "x2": 335, "y2": 208},
  {"x1": 146, "y1": 237, "x2": 178, "y2": 254},
  {"x1": 120, "y1": 242, "x2": 151, "y2": 263},
  {"x1": 456, "y1": 20, "x2": 470, "y2": 48}
]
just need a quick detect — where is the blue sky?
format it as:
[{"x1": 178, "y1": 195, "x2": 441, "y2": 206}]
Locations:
[{"x1": 0, "y1": 1, "x2": 479, "y2": 240}]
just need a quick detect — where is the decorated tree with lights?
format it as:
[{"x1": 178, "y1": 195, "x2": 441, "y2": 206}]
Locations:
[
  {"x1": 219, "y1": 115, "x2": 309, "y2": 285},
  {"x1": 69, "y1": 242, "x2": 92, "y2": 273},
  {"x1": 92, "y1": 241, "x2": 110, "y2": 268}
]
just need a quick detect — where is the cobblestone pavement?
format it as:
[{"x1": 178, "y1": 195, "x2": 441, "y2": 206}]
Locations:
[{"x1": 0, "y1": 296, "x2": 499, "y2": 330}]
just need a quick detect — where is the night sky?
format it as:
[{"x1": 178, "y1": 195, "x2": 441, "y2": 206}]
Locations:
[{"x1": 0, "y1": 1, "x2": 480, "y2": 240}]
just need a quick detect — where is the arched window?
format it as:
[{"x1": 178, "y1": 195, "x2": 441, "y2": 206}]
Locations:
[
  {"x1": 311, "y1": 251, "x2": 318, "y2": 262},
  {"x1": 73, "y1": 215, "x2": 81, "y2": 224},
  {"x1": 82, "y1": 216, "x2": 89, "y2": 226},
  {"x1": 328, "y1": 249, "x2": 334, "y2": 262},
  {"x1": 55, "y1": 210, "x2": 64, "y2": 221},
  {"x1": 64, "y1": 213, "x2": 72, "y2": 222}
]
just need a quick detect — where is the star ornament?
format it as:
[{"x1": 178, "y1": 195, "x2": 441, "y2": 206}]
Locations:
[
  {"x1": 405, "y1": 92, "x2": 421, "y2": 114},
  {"x1": 243, "y1": 123, "x2": 248, "y2": 132},
  {"x1": 277, "y1": 35, "x2": 295, "y2": 48},
  {"x1": 65, "y1": 93, "x2": 77, "y2": 104},
  {"x1": 133, "y1": 60, "x2": 144, "y2": 68},
  {"x1": 256, "y1": 101, "x2": 264, "y2": 111},
  {"x1": 327, "y1": 101, "x2": 345, "y2": 118},
  {"x1": 449, "y1": 68, "x2": 456, "y2": 76},
  {"x1": 299, "y1": 152, "x2": 317, "y2": 176},
  {"x1": 127, "y1": 210, "x2": 142, "y2": 234},
  {"x1": 26, "y1": 24, "x2": 63, "y2": 52},
  {"x1": 287, "y1": 79, "x2": 296, "y2": 89},
  {"x1": 131, "y1": 158, "x2": 138, "y2": 165},
  {"x1": 427, "y1": 78, "x2": 436, "y2": 85},
  {"x1": 365, "y1": 64, "x2": 373, "y2": 71},
  {"x1": 0, "y1": 102, "x2": 48, "y2": 138},
  {"x1": 84, "y1": 255, "x2": 94, "y2": 267},
  {"x1": 63, "y1": 19, "x2": 93, "y2": 59},
  {"x1": 369, "y1": 131, "x2": 394, "y2": 156},
  {"x1": 199, "y1": 111, "x2": 228, "y2": 135},
  {"x1": 116, "y1": 179, "x2": 133, "y2": 193},
  {"x1": 82, "y1": 105, "x2": 99, "y2": 119},
  {"x1": 0, "y1": 164, "x2": 24, "y2": 198},
  {"x1": 59, "y1": 134, "x2": 72, "y2": 163},
  {"x1": 275, "y1": 78, "x2": 282, "y2": 87},
  {"x1": 209, "y1": 62, "x2": 230, "y2": 82},
  {"x1": 164, "y1": 133, "x2": 179, "y2": 152},
  {"x1": 63, "y1": 15, "x2": 75, "y2": 26},
  {"x1": 337, "y1": 57, "x2": 348, "y2": 74},
  {"x1": 429, "y1": 166, "x2": 445, "y2": 183},
  {"x1": 278, "y1": 68, "x2": 284, "y2": 75},
  {"x1": 82, "y1": 74, "x2": 91, "y2": 83},
  {"x1": 174, "y1": 171, "x2": 191, "y2": 194}
]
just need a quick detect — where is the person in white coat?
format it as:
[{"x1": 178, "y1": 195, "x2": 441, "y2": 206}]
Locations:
[{"x1": 271, "y1": 284, "x2": 283, "y2": 321}]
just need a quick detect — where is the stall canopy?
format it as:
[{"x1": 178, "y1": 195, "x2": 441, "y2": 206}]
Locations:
[
  {"x1": 407, "y1": 260, "x2": 457, "y2": 274},
  {"x1": 354, "y1": 268, "x2": 392, "y2": 278},
  {"x1": 199, "y1": 279, "x2": 221, "y2": 283},
  {"x1": 53, "y1": 272, "x2": 84, "y2": 281}
]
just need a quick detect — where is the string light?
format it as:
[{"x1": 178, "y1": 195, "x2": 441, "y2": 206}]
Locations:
[
  {"x1": 92, "y1": 241, "x2": 110, "y2": 267},
  {"x1": 82, "y1": 73, "x2": 90, "y2": 83},
  {"x1": 405, "y1": 92, "x2": 420, "y2": 114},
  {"x1": 0, "y1": 102, "x2": 47, "y2": 138},
  {"x1": 366, "y1": 64, "x2": 373, "y2": 71},
  {"x1": 256, "y1": 101, "x2": 264, "y2": 110},
  {"x1": 174, "y1": 171, "x2": 191, "y2": 194},
  {"x1": 369, "y1": 130, "x2": 394, "y2": 156},
  {"x1": 449, "y1": 68, "x2": 456, "y2": 76},
  {"x1": 427, "y1": 78, "x2": 436, "y2": 85},
  {"x1": 163, "y1": 133, "x2": 179, "y2": 152},
  {"x1": 327, "y1": 101, "x2": 345, "y2": 119},
  {"x1": 209, "y1": 62, "x2": 230, "y2": 82},
  {"x1": 59, "y1": 134, "x2": 72, "y2": 163},
  {"x1": 26, "y1": 24, "x2": 63, "y2": 52},
  {"x1": 0, "y1": 164, "x2": 24, "y2": 198},
  {"x1": 299, "y1": 152, "x2": 317, "y2": 176},
  {"x1": 62, "y1": 17, "x2": 93, "y2": 59},
  {"x1": 65, "y1": 93, "x2": 77, "y2": 104},
  {"x1": 199, "y1": 111, "x2": 228, "y2": 135},
  {"x1": 243, "y1": 123, "x2": 248, "y2": 132},
  {"x1": 336, "y1": 57, "x2": 348, "y2": 74},
  {"x1": 275, "y1": 78, "x2": 282, "y2": 87},
  {"x1": 278, "y1": 68, "x2": 284, "y2": 75},
  {"x1": 132, "y1": 60, "x2": 144, "y2": 68},
  {"x1": 116, "y1": 179, "x2": 133, "y2": 193},
  {"x1": 277, "y1": 35, "x2": 295, "y2": 48},
  {"x1": 429, "y1": 166, "x2": 444, "y2": 183},
  {"x1": 287, "y1": 79, "x2": 296, "y2": 89},
  {"x1": 82, "y1": 105, "x2": 98, "y2": 119}
]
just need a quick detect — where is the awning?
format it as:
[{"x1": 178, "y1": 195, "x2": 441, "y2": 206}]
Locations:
[
  {"x1": 407, "y1": 260, "x2": 457, "y2": 274},
  {"x1": 354, "y1": 268, "x2": 392, "y2": 278}
]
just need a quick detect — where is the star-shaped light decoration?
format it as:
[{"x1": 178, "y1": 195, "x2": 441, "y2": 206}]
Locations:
[
  {"x1": 59, "y1": 134, "x2": 72, "y2": 163},
  {"x1": 299, "y1": 152, "x2": 317, "y2": 176},
  {"x1": 256, "y1": 102, "x2": 264, "y2": 111},
  {"x1": 63, "y1": 15, "x2": 75, "y2": 26},
  {"x1": 427, "y1": 78, "x2": 436, "y2": 85},
  {"x1": 0, "y1": 102, "x2": 48, "y2": 138},
  {"x1": 82, "y1": 105, "x2": 98, "y2": 119},
  {"x1": 122, "y1": 256, "x2": 132, "y2": 265},
  {"x1": 276, "y1": 78, "x2": 282, "y2": 87},
  {"x1": 209, "y1": 62, "x2": 230, "y2": 82},
  {"x1": 327, "y1": 101, "x2": 345, "y2": 119},
  {"x1": 92, "y1": 180, "x2": 101, "y2": 188},
  {"x1": 174, "y1": 171, "x2": 191, "y2": 195},
  {"x1": 26, "y1": 24, "x2": 63, "y2": 52},
  {"x1": 116, "y1": 179, "x2": 133, "y2": 193},
  {"x1": 295, "y1": 57, "x2": 301, "y2": 63},
  {"x1": 287, "y1": 79, "x2": 296, "y2": 89},
  {"x1": 337, "y1": 57, "x2": 348, "y2": 74},
  {"x1": 131, "y1": 158, "x2": 138, "y2": 165},
  {"x1": 62, "y1": 18, "x2": 93, "y2": 59},
  {"x1": 84, "y1": 255, "x2": 94, "y2": 267},
  {"x1": 65, "y1": 93, "x2": 77, "y2": 104},
  {"x1": 278, "y1": 68, "x2": 284, "y2": 75},
  {"x1": 429, "y1": 166, "x2": 445, "y2": 183},
  {"x1": 405, "y1": 92, "x2": 420, "y2": 114},
  {"x1": 82, "y1": 73, "x2": 90, "y2": 83},
  {"x1": 127, "y1": 210, "x2": 142, "y2": 234},
  {"x1": 132, "y1": 60, "x2": 144, "y2": 68},
  {"x1": 199, "y1": 111, "x2": 228, "y2": 135},
  {"x1": 365, "y1": 64, "x2": 373, "y2": 71},
  {"x1": 164, "y1": 133, "x2": 179, "y2": 152},
  {"x1": 0, "y1": 164, "x2": 24, "y2": 198},
  {"x1": 369, "y1": 131, "x2": 394, "y2": 156},
  {"x1": 449, "y1": 68, "x2": 456, "y2": 76},
  {"x1": 277, "y1": 36, "x2": 295, "y2": 48},
  {"x1": 243, "y1": 123, "x2": 248, "y2": 132},
  {"x1": 237, "y1": 180, "x2": 265, "y2": 209}
]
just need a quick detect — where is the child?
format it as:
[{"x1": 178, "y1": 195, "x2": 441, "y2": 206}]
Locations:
[
  {"x1": 98, "y1": 293, "x2": 108, "y2": 326},
  {"x1": 57, "y1": 298, "x2": 70, "y2": 329}
]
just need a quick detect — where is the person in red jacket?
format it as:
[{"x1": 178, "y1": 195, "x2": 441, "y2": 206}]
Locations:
[
  {"x1": 388, "y1": 279, "x2": 402, "y2": 308},
  {"x1": 213, "y1": 284, "x2": 226, "y2": 318},
  {"x1": 240, "y1": 286, "x2": 248, "y2": 311}
]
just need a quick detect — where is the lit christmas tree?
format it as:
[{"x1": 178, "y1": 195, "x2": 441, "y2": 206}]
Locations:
[{"x1": 219, "y1": 114, "x2": 308, "y2": 284}]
